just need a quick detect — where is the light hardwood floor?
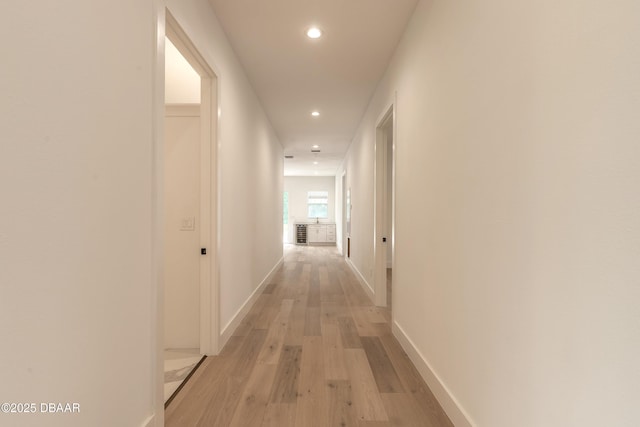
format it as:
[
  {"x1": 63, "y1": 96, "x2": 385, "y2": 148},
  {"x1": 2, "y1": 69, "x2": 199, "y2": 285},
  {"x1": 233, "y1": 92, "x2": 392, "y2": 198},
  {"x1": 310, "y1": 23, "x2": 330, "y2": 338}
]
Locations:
[{"x1": 166, "y1": 245, "x2": 453, "y2": 427}]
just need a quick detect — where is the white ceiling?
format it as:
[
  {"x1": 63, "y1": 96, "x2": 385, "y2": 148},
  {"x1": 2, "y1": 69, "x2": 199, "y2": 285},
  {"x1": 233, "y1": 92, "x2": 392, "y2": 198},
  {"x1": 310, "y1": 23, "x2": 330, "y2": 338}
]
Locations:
[{"x1": 209, "y1": 0, "x2": 419, "y2": 176}]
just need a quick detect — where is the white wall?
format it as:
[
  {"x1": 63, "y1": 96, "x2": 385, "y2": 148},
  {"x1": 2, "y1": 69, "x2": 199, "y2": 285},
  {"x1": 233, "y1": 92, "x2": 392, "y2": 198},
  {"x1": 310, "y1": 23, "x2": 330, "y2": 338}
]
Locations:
[
  {"x1": 166, "y1": 0, "x2": 284, "y2": 339},
  {"x1": 0, "y1": 2, "x2": 158, "y2": 426},
  {"x1": 0, "y1": 0, "x2": 283, "y2": 426},
  {"x1": 164, "y1": 106, "x2": 200, "y2": 349},
  {"x1": 284, "y1": 176, "x2": 336, "y2": 243},
  {"x1": 340, "y1": 0, "x2": 640, "y2": 426}
]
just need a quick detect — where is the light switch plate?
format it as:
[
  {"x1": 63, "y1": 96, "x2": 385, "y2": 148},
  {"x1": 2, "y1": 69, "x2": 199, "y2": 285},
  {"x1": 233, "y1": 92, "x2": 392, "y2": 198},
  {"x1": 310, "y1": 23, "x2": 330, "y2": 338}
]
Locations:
[{"x1": 180, "y1": 216, "x2": 196, "y2": 231}]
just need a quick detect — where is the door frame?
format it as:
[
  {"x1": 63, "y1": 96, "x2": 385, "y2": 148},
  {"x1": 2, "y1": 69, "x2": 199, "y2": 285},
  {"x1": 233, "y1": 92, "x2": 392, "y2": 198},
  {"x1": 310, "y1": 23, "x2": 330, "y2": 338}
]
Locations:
[
  {"x1": 373, "y1": 99, "x2": 396, "y2": 307},
  {"x1": 165, "y1": 10, "x2": 219, "y2": 358},
  {"x1": 341, "y1": 172, "x2": 347, "y2": 256},
  {"x1": 283, "y1": 191, "x2": 290, "y2": 244},
  {"x1": 152, "y1": 8, "x2": 220, "y2": 424}
]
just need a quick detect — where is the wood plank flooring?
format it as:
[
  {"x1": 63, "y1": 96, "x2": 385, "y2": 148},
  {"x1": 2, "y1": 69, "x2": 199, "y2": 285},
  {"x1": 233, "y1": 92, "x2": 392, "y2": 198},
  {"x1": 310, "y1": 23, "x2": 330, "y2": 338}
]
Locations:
[{"x1": 166, "y1": 245, "x2": 454, "y2": 427}]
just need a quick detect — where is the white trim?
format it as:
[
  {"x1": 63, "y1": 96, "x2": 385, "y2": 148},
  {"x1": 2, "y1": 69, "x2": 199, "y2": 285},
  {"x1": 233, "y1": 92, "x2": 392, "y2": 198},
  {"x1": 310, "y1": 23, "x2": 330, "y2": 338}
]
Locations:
[
  {"x1": 219, "y1": 257, "x2": 284, "y2": 348},
  {"x1": 340, "y1": 171, "x2": 347, "y2": 256},
  {"x1": 345, "y1": 258, "x2": 374, "y2": 302},
  {"x1": 392, "y1": 321, "x2": 475, "y2": 427},
  {"x1": 389, "y1": 93, "x2": 397, "y2": 326},
  {"x1": 151, "y1": 3, "x2": 166, "y2": 426},
  {"x1": 141, "y1": 414, "x2": 156, "y2": 427}
]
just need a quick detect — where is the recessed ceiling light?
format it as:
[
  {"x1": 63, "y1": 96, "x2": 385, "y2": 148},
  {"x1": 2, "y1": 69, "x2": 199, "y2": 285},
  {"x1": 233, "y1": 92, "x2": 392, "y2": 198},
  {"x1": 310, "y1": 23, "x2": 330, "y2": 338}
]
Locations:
[
  {"x1": 306, "y1": 27, "x2": 322, "y2": 39},
  {"x1": 311, "y1": 111, "x2": 320, "y2": 117},
  {"x1": 312, "y1": 145, "x2": 319, "y2": 149}
]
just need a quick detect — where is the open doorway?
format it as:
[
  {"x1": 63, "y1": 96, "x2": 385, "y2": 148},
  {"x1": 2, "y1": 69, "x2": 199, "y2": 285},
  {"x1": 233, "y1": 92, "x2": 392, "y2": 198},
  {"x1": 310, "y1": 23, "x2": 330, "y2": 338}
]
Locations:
[
  {"x1": 283, "y1": 191, "x2": 290, "y2": 244},
  {"x1": 342, "y1": 173, "x2": 348, "y2": 257},
  {"x1": 374, "y1": 104, "x2": 395, "y2": 309},
  {"x1": 162, "y1": 12, "x2": 219, "y2": 405}
]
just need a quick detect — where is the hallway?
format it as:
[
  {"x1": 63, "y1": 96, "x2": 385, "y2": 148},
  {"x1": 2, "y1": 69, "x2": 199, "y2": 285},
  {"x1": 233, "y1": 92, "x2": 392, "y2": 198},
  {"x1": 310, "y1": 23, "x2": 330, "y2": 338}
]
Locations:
[{"x1": 165, "y1": 245, "x2": 453, "y2": 426}]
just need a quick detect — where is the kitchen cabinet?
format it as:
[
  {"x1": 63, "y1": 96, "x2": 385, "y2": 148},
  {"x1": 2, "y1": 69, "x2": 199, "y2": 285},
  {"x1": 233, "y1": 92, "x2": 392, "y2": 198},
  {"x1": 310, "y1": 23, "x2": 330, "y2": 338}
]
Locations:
[
  {"x1": 326, "y1": 225, "x2": 336, "y2": 243},
  {"x1": 307, "y1": 224, "x2": 336, "y2": 245}
]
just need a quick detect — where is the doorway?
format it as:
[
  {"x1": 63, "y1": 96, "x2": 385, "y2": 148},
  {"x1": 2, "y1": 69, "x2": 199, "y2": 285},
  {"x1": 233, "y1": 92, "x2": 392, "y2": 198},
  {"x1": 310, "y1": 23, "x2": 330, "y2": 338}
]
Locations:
[
  {"x1": 374, "y1": 104, "x2": 395, "y2": 308},
  {"x1": 283, "y1": 191, "x2": 290, "y2": 243},
  {"x1": 162, "y1": 12, "x2": 219, "y2": 405},
  {"x1": 341, "y1": 173, "x2": 347, "y2": 256}
]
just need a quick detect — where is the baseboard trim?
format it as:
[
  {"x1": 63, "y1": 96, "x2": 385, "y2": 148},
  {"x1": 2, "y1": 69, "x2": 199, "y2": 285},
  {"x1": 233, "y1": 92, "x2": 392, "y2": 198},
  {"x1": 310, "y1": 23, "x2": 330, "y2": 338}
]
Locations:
[
  {"x1": 392, "y1": 321, "x2": 475, "y2": 427},
  {"x1": 345, "y1": 258, "x2": 374, "y2": 302},
  {"x1": 219, "y1": 256, "x2": 284, "y2": 349}
]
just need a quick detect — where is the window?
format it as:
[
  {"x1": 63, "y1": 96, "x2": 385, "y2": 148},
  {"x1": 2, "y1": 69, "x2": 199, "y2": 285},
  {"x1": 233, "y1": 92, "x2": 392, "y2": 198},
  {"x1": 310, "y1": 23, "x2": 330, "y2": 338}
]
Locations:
[{"x1": 307, "y1": 191, "x2": 328, "y2": 218}]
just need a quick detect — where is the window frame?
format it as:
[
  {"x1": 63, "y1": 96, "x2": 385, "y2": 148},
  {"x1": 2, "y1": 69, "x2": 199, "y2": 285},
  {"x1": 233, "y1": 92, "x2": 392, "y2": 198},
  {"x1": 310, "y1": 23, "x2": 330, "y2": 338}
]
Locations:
[{"x1": 307, "y1": 190, "x2": 329, "y2": 219}]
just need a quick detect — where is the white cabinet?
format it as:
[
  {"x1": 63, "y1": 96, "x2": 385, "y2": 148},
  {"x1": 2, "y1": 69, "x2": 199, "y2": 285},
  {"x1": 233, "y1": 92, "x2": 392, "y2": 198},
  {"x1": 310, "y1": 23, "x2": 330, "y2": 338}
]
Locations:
[
  {"x1": 326, "y1": 224, "x2": 336, "y2": 242},
  {"x1": 307, "y1": 225, "x2": 326, "y2": 243},
  {"x1": 307, "y1": 224, "x2": 336, "y2": 245}
]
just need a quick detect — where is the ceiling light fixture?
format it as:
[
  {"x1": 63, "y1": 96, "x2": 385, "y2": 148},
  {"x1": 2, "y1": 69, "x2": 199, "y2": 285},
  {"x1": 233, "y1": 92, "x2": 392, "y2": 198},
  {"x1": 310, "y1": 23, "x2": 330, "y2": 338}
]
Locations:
[
  {"x1": 313, "y1": 161, "x2": 318, "y2": 165},
  {"x1": 312, "y1": 144, "x2": 319, "y2": 149},
  {"x1": 311, "y1": 111, "x2": 320, "y2": 117},
  {"x1": 306, "y1": 27, "x2": 322, "y2": 39}
]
